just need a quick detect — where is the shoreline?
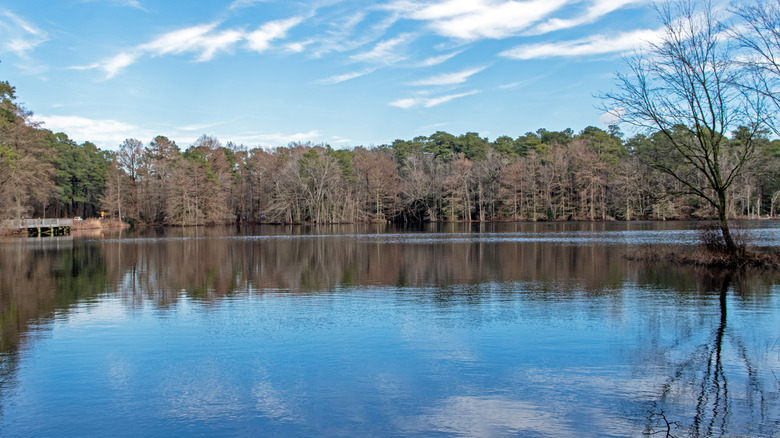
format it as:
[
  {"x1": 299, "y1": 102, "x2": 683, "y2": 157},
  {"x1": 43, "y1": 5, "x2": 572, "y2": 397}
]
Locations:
[
  {"x1": 0, "y1": 218, "x2": 130, "y2": 237},
  {"x1": 3, "y1": 216, "x2": 780, "y2": 237}
]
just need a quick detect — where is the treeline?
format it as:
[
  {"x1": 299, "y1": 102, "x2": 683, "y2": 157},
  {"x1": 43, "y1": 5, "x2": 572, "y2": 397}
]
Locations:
[
  {"x1": 0, "y1": 81, "x2": 110, "y2": 221},
  {"x1": 2, "y1": 80, "x2": 780, "y2": 225}
]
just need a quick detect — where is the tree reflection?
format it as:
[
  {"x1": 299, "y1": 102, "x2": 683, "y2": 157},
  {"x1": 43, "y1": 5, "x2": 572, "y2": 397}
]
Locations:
[
  {"x1": 645, "y1": 271, "x2": 779, "y2": 437},
  {"x1": 0, "y1": 226, "x2": 779, "y2": 436}
]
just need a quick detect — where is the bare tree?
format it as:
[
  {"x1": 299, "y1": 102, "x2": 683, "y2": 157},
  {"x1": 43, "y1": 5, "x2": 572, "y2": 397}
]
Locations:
[
  {"x1": 473, "y1": 149, "x2": 506, "y2": 221},
  {"x1": 400, "y1": 154, "x2": 442, "y2": 222},
  {"x1": 138, "y1": 136, "x2": 179, "y2": 223},
  {"x1": 603, "y1": 0, "x2": 766, "y2": 253},
  {"x1": 353, "y1": 148, "x2": 400, "y2": 222},
  {"x1": 732, "y1": 0, "x2": 780, "y2": 136},
  {"x1": 298, "y1": 147, "x2": 341, "y2": 224},
  {"x1": 499, "y1": 160, "x2": 525, "y2": 220},
  {"x1": 445, "y1": 155, "x2": 474, "y2": 221},
  {"x1": 101, "y1": 158, "x2": 124, "y2": 220},
  {"x1": 116, "y1": 138, "x2": 144, "y2": 220}
]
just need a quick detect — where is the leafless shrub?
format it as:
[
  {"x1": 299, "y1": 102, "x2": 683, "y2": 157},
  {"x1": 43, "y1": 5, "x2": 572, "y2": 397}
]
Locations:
[{"x1": 697, "y1": 222, "x2": 750, "y2": 257}]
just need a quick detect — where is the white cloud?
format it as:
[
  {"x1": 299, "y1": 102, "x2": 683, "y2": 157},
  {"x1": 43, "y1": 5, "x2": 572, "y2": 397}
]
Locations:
[
  {"x1": 176, "y1": 121, "x2": 226, "y2": 132},
  {"x1": 306, "y1": 7, "x2": 403, "y2": 60},
  {"x1": 37, "y1": 115, "x2": 323, "y2": 149},
  {"x1": 70, "y1": 52, "x2": 139, "y2": 79},
  {"x1": 8, "y1": 37, "x2": 41, "y2": 55},
  {"x1": 389, "y1": 98, "x2": 419, "y2": 109},
  {"x1": 500, "y1": 28, "x2": 662, "y2": 60},
  {"x1": 245, "y1": 17, "x2": 304, "y2": 53},
  {"x1": 498, "y1": 72, "x2": 552, "y2": 89},
  {"x1": 232, "y1": 130, "x2": 324, "y2": 146},
  {"x1": 196, "y1": 29, "x2": 245, "y2": 60},
  {"x1": 600, "y1": 107, "x2": 624, "y2": 125},
  {"x1": 142, "y1": 24, "x2": 216, "y2": 57},
  {"x1": 140, "y1": 23, "x2": 244, "y2": 61},
  {"x1": 530, "y1": 0, "x2": 649, "y2": 35},
  {"x1": 76, "y1": 17, "x2": 304, "y2": 78},
  {"x1": 309, "y1": 11, "x2": 369, "y2": 57},
  {"x1": 121, "y1": 0, "x2": 145, "y2": 9},
  {"x1": 37, "y1": 115, "x2": 145, "y2": 149},
  {"x1": 0, "y1": 10, "x2": 48, "y2": 57},
  {"x1": 418, "y1": 50, "x2": 464, "y2": 67},
  {"x1": 317, "y1": 69, "x2": 375, "y2": 85},
  {"x1": 79, "y1": 0, "x2": 147, "y2": 10},
  {"x1": 390, "y1": 90, "x2": 479, "y2": 108},
  {"x1": 329, "y1": 136, "x2": 352, "y2": 145},
  {"x1": 350, "y1": 33, "x2": 413, "y2": 64},
  {"x1": 104, "y1": 52, "x2": 140, "y2": 77},
  {"x1": 285, "y1": 40, "x2": 313, "y2": 53},
  {"x1": 410, "y1": 0, "x2": 486, "y2": 20},
  {"x1": 387, "y1": 0, "x2": 648, "y2": 41},
  {"x1": 390, "y1": 0, "x2": 572, "y2": 41},
  {"x1": 228, "y1": 0, "x2": 270, "y2": 10},
  {"x1": 410, "y1": 66, "x2": 486, "y2": 86}
]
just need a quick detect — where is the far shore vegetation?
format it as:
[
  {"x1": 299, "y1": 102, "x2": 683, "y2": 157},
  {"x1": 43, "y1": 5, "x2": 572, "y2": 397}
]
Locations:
[{"x1": 2, "y1": 1, "x2": 780, "y2": 265}]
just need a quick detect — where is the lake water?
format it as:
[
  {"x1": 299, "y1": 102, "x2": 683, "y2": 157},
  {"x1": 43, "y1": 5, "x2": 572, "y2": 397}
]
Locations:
[{"x1": 1, "y1": 221, "x2": 779, "y2": 437}]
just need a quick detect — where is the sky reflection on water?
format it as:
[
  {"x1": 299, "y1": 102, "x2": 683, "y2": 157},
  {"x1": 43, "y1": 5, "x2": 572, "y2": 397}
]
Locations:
[{"x1": 0, "y1": 222, "x2": 779, "y2": 437}]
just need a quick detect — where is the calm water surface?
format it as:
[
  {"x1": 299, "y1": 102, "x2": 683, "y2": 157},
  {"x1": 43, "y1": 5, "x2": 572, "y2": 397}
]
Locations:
[{"x1": 1, "y1": 221, "x2": 779, "y2": 437}]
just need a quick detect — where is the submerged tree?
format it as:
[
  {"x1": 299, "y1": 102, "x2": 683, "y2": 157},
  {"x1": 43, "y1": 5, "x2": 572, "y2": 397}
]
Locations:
[{"x1": 603, "y1": 0, "x2": 768, "y2": 254}]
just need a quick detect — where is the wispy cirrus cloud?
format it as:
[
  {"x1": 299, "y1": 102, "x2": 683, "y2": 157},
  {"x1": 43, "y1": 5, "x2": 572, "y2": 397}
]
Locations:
[
  {"x1": 138, "y1": 23, "x2": 243, "y2": 61},
  {"x1": 529, "y1": 0, "x2": 649, "y2": 35},
  {"x1": 285, "y1": 40, "x2": 314, "y2": 53},
  {"x1": 390, "y1": 90, "x2": 479, "y2": 109},
  {"x1": 498, "y1": 72, "x2": 551, "y2": 89},
  {"x1": 409, "y1": 66, "x2": 486, "y2": 86},
  {"x1": 418, "y1": 50, "x2": 464, "y2": 67},
  {"x1": 1, "y1": 10, "x2": 48, "y2": 57},
  {"x1": 350, "y1": 33, "x2": 414, "y2": 65},
  {"x1": 232, "y1": 130, "x2": 324, "y2": 146},
  {"x1": 101, "y1": 52, "x2": 140, "y2": 77},
  {"x1": 384, "y1": 0, "x2": 571, "y2": 41},
  {"x1": 246, "y1": 17, "x2": 304, "y2": 53},
  {"x1": 309, "y1": 11, "x2": 368, "y2": 57},
  {"x1": 75, "y1": 17, "x2": 303, "y2": 79},
  {"x1": 317, "y1": 68, "x2": 375, "y2": 85},
  {"x1": 79, "y1": 0, "x2": 147, "y2": 11},
  {"x1": 176, "y1": 121, "x2": 226, "y2": 132},
  {"x1": 308, "y1": 9, "x2": 402, "y2": 59},
  {"x1": 500, "y1": 28, "x2": 662, "y2": 60},
  {"x1": 228, "y1": 0, "x2": 271, "y2": 11}
]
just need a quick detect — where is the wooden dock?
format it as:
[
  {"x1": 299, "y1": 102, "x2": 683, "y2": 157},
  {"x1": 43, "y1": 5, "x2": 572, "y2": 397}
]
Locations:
[{"x1": 5, "y1": 219, "x2": 74, "y2": 237}]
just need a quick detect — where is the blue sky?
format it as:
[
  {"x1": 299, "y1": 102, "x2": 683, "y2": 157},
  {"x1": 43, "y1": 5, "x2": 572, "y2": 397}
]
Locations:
[{"x1": 0, "y1": 0, "x2": 667, "y2": 150}]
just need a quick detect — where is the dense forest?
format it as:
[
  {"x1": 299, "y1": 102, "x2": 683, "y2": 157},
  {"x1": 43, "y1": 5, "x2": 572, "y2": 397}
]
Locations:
[{"x1": 1, "y1": 77, "x2": 779, "y2": 226}]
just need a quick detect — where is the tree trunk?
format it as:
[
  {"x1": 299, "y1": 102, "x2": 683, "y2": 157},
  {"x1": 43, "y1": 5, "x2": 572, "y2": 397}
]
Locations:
[{"x1": 718, "y1": 190, "x2": 738, "y2": 254}]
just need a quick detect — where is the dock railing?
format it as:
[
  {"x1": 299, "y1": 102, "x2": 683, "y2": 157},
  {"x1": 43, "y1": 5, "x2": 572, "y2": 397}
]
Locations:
[{"x1": 6, "y1": 218, "x2": 75, "y2": 229}]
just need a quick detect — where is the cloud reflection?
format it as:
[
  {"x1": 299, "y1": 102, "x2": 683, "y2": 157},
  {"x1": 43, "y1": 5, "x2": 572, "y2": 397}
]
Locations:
[{"x1": 402, "y1": 396, "x2": 573, "y2": 437}]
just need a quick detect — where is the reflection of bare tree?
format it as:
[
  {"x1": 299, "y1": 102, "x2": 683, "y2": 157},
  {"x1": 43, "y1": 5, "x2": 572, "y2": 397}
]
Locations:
[
  {"x1": 690, "y1": 274, "x2": 729, "y2": 437},
  {"x1": 0, "y1": 224, "x2": 635, "y2": 355},
  {"x1": 100, "y1": 226, "x2": 633, "y2": 307},
  {"x1": 645, "y1": 271, "x2": 779, "y2": 437}
]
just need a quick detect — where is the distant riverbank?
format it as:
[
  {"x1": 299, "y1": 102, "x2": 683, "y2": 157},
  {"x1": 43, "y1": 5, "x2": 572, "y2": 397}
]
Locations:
[{"x1": 71, "y1": 218, "x2": 129, "y2": 231}]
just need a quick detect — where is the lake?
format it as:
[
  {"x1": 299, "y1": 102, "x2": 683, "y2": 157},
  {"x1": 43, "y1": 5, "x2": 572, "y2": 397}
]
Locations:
[{"x1": 1, "y1": 221, "x2": 779, "y2": 437}]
